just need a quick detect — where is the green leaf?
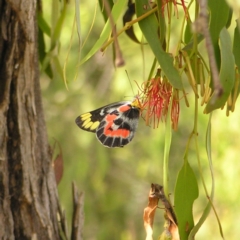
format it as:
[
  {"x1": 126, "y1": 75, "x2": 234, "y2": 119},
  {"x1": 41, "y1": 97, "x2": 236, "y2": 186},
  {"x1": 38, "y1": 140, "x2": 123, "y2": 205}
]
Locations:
[
  {"x1": 135, "y1": 0, "x2": 182, "y2": 89},
  {"x1": 163, "y1": 92, "x2": 173, "y2": 197},
  {"x1": 174, "y1": 160, "x2": 198, "y2": 240},
  {"x1": 208, "y1": 0, "x2": 230, "y2": 44},
  {"x1": 226, "y1": 10, "x2": 233, "y2": 29},
  {"x1": 183, "y1": 19, "x2": 204, "y2": 51},
  {"x1": 123, "y1": 3, "x2": 141, "y2": 44},
  {"x1": 156, "y1": 0, "x2": 166, "y2": 47},
  {"x1": 184, "y1": 19, "x2": 193, "y2": 44},
  {"x1": 38, "y1": 26, "x2": 46, "y2": 63},
  {"x1": 52, "y1": 56, "x2": 64, "y2": 81},
  {"x1": 232, "y1": 21, "x2": 240, "y2": 99},
  {"x1": 205, "y1": 28, "x2": 235, "y2": 113},
  {"x1": 75, "y1": 0, "x2": 82, "y2": 46},
  {"x1": 38, "y1": 27, "x2": 53, "y2": 78},
  {"x1": 233, "y1": 21, "x2": 240, "y2": 71},
  {"x1": 188, "y1": 115, "x2": 215, "y2": 239},
  {"x1": 98, "y1": 0, "x2": 114, "y2": 22},
  {"x1": 38, "y1": 13, "x2": 51, "y2": 37},
  {"x1": 51, "y1": 0, "x2": 60, "y2": 46},
  {"x1": 79, "y1": 0, "x2": 128, "y2": 65},
  {"x1": 51, "y1": 0, "x2": 68, "y2": 49},
  {"x1": 182, "y1": 35, "x2": 204, "y2": 52},
  {"x1": 208, "y1": 0, "x2": 230, "y2": 67}
]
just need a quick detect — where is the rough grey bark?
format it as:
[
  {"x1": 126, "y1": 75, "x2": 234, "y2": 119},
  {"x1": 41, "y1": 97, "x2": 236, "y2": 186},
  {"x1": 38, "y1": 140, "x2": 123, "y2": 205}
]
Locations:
[
  {"x1": 72, "y1": 183, "x2": 84, "y2": 240},
  {"x1": 0, "y1": 0, "x2": 61, "y2": 239}
]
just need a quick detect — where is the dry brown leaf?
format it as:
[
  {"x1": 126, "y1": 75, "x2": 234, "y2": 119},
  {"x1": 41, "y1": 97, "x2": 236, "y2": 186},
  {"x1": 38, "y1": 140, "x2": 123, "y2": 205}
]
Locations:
[
  {"x1": 53, "y1": 153, "x2": 64, "y2": 185},
  {"x1": 51, "y1": 140, "x2": 64, "y2": 185},
  {"x1": 143, "y1": 184, "x2": 161, "y2": 240},
  {"x1": 152, "y1": 184, "x2": 179, "y2": 240},
  {"x1": 143, "y1": 184, "x2": 180, "y2": 240}
]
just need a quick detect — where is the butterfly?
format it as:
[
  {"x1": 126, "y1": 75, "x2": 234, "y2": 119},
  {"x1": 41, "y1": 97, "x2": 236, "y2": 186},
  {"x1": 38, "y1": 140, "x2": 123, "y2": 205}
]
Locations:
[{"x1": 75, "y1": 98, "x2": 141, "y2": 148}]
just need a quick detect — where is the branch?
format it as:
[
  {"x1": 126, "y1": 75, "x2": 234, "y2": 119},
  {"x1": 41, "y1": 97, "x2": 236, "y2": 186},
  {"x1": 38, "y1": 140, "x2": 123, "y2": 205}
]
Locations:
[
  {"x1": 194, "y1": 0, "x2": 223, "y2": 97},
  {"x1": 71, "y1": 182, "x2": 84, "y2": 240}
]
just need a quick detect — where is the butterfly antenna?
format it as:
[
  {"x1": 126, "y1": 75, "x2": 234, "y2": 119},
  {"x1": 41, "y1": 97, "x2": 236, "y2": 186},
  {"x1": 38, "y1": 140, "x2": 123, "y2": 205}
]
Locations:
[{"x1": 125, "y1": 70, "x2": 135, "y2": 97}]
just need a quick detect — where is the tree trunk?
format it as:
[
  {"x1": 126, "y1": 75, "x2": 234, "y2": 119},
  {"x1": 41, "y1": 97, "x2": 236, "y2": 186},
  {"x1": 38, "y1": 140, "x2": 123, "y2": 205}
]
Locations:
[{"x1": 0, "y1": 0, "x2": 61, "y2": 239}]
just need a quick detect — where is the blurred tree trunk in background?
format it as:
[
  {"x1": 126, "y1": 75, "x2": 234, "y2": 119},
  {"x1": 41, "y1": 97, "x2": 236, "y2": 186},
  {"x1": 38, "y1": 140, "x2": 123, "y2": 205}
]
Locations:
[{"x1": 0, "y1": 0, "x2": 61, "y2": 239}]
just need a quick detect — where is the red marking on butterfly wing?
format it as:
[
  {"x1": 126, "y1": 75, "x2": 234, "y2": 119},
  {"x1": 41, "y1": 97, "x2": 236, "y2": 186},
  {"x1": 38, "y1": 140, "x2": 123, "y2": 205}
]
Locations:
[
  {"x1": 105, "y1": 114, "x2": 117, "y2": 122},
  {"x1": 118, "y1": 105, "x2": 131, "y2": 113},
  {"x1": 105, "y1": 128, "x2": 130, "y2": 138},
  {"x1": 103, "y1": 114, "x2": 131, "y2": 138},
  {"x1": 92, "y1": 100, "x2": 140, "y2": 147}
]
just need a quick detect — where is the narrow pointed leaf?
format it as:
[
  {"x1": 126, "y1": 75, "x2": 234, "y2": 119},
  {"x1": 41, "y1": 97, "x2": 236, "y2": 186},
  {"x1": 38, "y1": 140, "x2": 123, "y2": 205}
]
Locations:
[
  {"x1": 79, "y1": 0, "x2": 127, "y2": 64},
  {"x1": 184, "y1": 19, "x2": 193, "y2": 44},
  {"x1": 233, "y1": 21, "x2": 240, "y2": 71},
  {"x1": 52, "y1": 1, "x2": 68, "y2": 49},
  {"x1": 208, "y1": 0, "x2": 230, "y2": 69},
  {"x1": 38, "y1": 13, "x2": 51, "y2": 37},
  {"x1": 75, "y1": 0, "x2": 82, "y2": 45},
  {"x1": 208, "y1": 0, "x2": 230, "y2": 45},
  {"x1": 38, "y1": 27, "x2": 53, "y2": 78},
  {"x1": 98, "y1": 0, "x2": 114, "y2": 22},
  {"x1": 135, "y1": 0, "x2": 182, "y2": 89},
  {"x1": 189, "y1": 115, "x2": 215, "y2": 239},
  {"x1": 205, "y1": 28, "x2": 235, "y2": 113},
  {"x1": 174, "y1": 160, "x2": 198, "y2": 240},
  {"x1": 123, "y1": 2, "x2": 141, "y2": 44}
]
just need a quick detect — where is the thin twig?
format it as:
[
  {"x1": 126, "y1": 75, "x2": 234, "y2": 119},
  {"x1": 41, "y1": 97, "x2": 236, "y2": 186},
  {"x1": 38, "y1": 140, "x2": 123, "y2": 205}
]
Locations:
[
  {"x1": 102, "y1": 0, "x2": 125, "y2": 67},
  {"x1": 194, "y1": 0, "x2": 223, "y2": 98},
  {"x1": 101, "y1": 6, "x2": 158, "y2": 52}
]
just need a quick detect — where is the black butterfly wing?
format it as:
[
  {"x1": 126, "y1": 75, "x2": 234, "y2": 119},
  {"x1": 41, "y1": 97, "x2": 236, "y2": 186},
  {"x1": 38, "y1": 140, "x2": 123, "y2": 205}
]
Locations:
[
  {"x1": 75, "y1": 101, "x2": 129, "y2": 133},
  {"x1": 95, "y1": 104, "x2": 140, "y2": 147}
]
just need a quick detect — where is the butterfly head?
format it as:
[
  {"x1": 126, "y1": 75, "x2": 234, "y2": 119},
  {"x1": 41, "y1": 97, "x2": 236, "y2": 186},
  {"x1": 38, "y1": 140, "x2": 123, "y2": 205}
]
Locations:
[{"x1": 130, "y1": 97, "x2": 143, "y2": 110}]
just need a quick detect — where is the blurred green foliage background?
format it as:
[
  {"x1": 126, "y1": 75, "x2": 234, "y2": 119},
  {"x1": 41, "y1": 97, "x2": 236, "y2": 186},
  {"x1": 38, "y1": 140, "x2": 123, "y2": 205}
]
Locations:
[{"x1": 40, "y1": 1, "x2": 240, "y2": 239}]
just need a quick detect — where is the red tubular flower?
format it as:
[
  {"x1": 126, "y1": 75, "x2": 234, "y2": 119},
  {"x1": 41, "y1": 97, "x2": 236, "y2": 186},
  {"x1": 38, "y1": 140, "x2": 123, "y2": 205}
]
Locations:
[
  {"x1": 171, "y1": 89, "x2": 180, "y2": 130},
  {"x1": 138, "y1": 77, "x2": 180, "y2": 129}
]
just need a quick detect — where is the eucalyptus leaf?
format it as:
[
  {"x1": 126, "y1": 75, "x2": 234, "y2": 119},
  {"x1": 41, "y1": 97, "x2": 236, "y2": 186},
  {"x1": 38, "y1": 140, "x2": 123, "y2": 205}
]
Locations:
[
  {"x1": 188, "y1": 115, "x2": 215, "y2": 239},
  {"x1": 38, "y1": 13, "x2": 51, "y2": 37},
  {"x1": 122, "y1": 2, "x2": 141, "y2": 44},
  {"x1": 79, "y1": 0, "x2": 128, "y2": 65},
  {"x1": 208, "y1": 0, "x2": 230, "y2": 67},
  {"x1": 135, "y1": 0, "x2": 182, "y2": 89},
  {"x1": 184, "y1": 19, "x2": 193, "y2": 45},
  {"x1": 208, "y1": 0, "x2": 230, "y2": 44},
  {"x1": 205, "y1": 28, "x2": 235, "y2": 113},
  {"x1": 75, "y1": 0, "x2": 81, "y2": 45},
  {"x1": 52, "y1": 56, "x2": 64, "y2": 81},
  {"x1": 233, "y1": 21, "x2": 240, "y2": 71},
  {"x1": 174, "y1": 160, "x2": 198, "y2": 240},
  {"x1": 98, "y1": 0, "x2": 114, "y2": 22},
  {"x1": 38, "y1": 26, "x2": 53, "y2": 78},
  {"x1": 52, "y1": 0, "x2": 68, "y2": 49}
]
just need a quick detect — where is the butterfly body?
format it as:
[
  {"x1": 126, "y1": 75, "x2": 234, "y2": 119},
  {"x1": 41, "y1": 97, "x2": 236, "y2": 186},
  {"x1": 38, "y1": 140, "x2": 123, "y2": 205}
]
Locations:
[{"x1": 75, "y1": 99, "x2": 141, "y2": 147}]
